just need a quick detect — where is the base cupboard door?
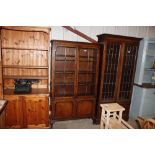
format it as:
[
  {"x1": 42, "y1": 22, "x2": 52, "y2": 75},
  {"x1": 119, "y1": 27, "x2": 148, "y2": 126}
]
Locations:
[
  {"x1": 76, "y1": 99, "x2": 95, "y2": 118},
  {"x1": 23, "y1": 96, "x2": 49, "y2": 128},
  {"x1": 5, "y1": 96, "x2": 23, "y2": 128},
  {"x1": 53, "y1": 99, "x2": 74, "y2": 120}
]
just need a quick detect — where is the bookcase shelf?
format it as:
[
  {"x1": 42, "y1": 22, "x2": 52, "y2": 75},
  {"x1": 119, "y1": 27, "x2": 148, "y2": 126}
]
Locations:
[
  {"x1": 3, "y1": 65, "x2": 48, "y2": 69},
  {"x1": 3, "y1": 75, "x2": 48, "y2": 80}
]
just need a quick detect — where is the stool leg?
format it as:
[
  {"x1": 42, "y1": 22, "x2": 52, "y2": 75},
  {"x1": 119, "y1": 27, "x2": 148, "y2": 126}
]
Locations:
[
  {"x1": 100, "y1": 109, "x2": 105, "y2": 129},
  {"x1": 113, "y1": 112, "x2": 116, "y2": 119},
  {"x1": 118, "y1": 111, "x2": 123, "y2": 123},
  {"x1": 105, "y1": 112, "x2": 110, "y2": 129}
]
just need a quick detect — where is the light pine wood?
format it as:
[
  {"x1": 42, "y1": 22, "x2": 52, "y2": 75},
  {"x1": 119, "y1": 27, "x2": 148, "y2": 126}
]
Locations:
[
  {"x1": 100, "y1": 103, "x2": 133, "y2": 129},
  {"x1": 1, "y1": 27, "x2": 50, "y2": 91},
  {"x1": 5, "y1": 95, "x2": 49, "y2": 128},
  {"x1": 0, "y1": 31, "x2": 3, "y2": 99},
  {"x1": 1, "y1": 26, "x2": 50, "y2": 128},
  {"x1": 5, "y1": 95, "x2": 23, "y2": 128},
  {"x1": 1, "y1": 29, "x2": 49, "y2": 50},
  {"x1": 136, "y1": 117, "x2": 155, "y2": 129},
  {"x1": 2, "y1": 26, "x2": 50, "y2": 34},
  {"x1": 23, "y1": 96, "x2": 49, "y2": 128}
]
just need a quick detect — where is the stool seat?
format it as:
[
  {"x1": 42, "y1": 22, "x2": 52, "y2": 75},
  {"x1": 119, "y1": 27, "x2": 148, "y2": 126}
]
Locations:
[{"x1": 100, "y1": 103, "x2": 125, "y2": 112}]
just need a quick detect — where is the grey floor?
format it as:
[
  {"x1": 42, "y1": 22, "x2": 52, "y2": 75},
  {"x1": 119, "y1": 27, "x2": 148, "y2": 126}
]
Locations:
[{"x1": 52, "y1": 118, "x2": 139, "y2": 129}]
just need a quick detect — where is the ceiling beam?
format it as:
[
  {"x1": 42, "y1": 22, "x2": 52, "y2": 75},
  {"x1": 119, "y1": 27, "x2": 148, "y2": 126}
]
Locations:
[{"x1": 62, "y1": 26, "x2": 97, "y2": 43}]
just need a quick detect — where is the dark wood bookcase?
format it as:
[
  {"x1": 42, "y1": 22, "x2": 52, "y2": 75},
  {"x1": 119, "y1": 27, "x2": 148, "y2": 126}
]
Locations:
[
  {"x1": 95, "y1": 34, "x2": 141, "y2": 123},
  {"x1": 51, "y1": 40, "x2": 99, "y2": 123}
]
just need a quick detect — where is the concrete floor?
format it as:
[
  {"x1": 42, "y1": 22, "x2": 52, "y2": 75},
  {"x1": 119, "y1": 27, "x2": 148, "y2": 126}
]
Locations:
[
  {"x1": 53, "y1": 119, "x2": 99, "y2": 129},
  {"x1": 52, "y1": 118, "x2": 139, "y2": 129}
]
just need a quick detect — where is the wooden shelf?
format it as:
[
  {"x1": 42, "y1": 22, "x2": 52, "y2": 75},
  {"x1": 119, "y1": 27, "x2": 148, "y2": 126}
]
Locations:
[
  {"x1": 55, "y1": 59, "x2": 75, "y2": 61},
  {"x1": 3, "y1": 75, "x2": 48, "y2": 80},
  {"x1": 2, "y1": 47, "x2": 48, "y2": 51},
  {"x1": 78, "y1": 71, "x2": 95, "y2": 74},
  {"x1": 79, "y1": 56, "x2": 95, "y2": 59},
  {"x1": 4, "y1": 88, "x2": 49, "y2": 95},
  {"x1": 79, "y1": 60, "x2": 96, "y2": 62},
  {"x1": 3, "y1": 65, "x2": 48, "y2": 69},
  {"x1": 56, "y1": 54, "x2": 75, "y2": 57},
  {"x1": 134, "y1": 83, "x2": 155, "y2": 88},
  {"x1": 78, "y1": 82, "x2": 95, "y2": 85},
  {"x1": 55, "y1": 71, "x2": 75, "y2": 74},
  {"x1": 55, "y1": 82, "x2": 74, "y2": 86}
]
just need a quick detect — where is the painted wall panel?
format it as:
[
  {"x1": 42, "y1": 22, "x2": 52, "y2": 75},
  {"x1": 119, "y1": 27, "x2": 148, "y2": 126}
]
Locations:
[
  {"x1": 51, "y1": 26, "x2": 155, "y2": 42},
  {"x1": 115, "y1": 26, "x2": 128, "y2": 36},
  {"x1": 137, "y1": 27, "x2": 149, "y2": 38},
  {"x1": 148, "y1": 27, "x2": 155, "y2": 38},
  {"x1": 127, "y1": 26, "x2": 138, "y2": 37}
]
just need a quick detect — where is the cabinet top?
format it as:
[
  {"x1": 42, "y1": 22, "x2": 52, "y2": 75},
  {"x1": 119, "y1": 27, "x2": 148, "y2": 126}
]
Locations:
[
  {"x1": 97, "y1": 34, "x2": 142, "y2": 42},
  {"x1": 1, "y1": 26, "x2": 51, "y2": 34},
  {"x1": 51, "y1": 40, "x2": 99, "y2": 47}
]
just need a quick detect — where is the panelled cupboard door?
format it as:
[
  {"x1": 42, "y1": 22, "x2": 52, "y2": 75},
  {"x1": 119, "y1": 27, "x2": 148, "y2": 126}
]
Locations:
[
  {"x1": 52, "y1": 99, "x2": 74, "y2": 120},
  {"x1": 23, "y1": 96, "x2": 49, "y2": 128},
  {"x1": 76, "y1": 99, "x2": 95, "y2": 118},
  {"x1": 5, "y1": 96, "x2": 23, "y2": 128}
]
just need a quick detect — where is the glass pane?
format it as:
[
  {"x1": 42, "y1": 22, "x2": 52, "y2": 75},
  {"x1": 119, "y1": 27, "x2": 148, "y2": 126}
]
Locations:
[
  {"x1": 54, "y1": 46, "x2": 76, "y2": 97},
  {"x1": 119, "y1": 44, "x2": 138, "y2": 100},
  {"x1": 78, "y1": 48, "x2": 97, "y2": 96},
  {"x1": 102, "y1": 42, "x2": 121, "y2": 101}
]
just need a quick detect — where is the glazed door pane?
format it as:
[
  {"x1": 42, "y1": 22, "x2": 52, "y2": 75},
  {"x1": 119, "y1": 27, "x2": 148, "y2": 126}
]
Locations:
[
  {"x1": 118, "y1": 44, "x2": 139, "y2": 101},
  {"x1": 78, "y1": 48, "x2": 97, "y2": 96},
  {"x1": 102, "y1": 42, "x2": 121, "y2": 101},
  {"x1": 54, "y1": 46, "x2": 76, "y2": 97}
]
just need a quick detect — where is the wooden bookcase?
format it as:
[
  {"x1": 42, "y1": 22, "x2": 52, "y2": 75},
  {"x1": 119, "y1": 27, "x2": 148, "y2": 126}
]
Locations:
[
  {"x1": 0, "y1": 26, "x2": 50, "y2": 128},
  {"x1": 51, "y1": 40, "x2": 99, "y2": 123},
  {"x1": 95, "y1": 34, "x2": 141, "y2": 123}
]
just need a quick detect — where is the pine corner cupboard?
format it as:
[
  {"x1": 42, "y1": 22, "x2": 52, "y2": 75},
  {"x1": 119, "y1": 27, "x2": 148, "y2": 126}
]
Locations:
[
  {"x1": 0, "y1": 26, "x2": 50, "y2": 128},
  {"x1": 51, "y1": 40, "x2": 100, "y2": 123},
  {"x1": 95, "y1": 34, "x2": 141, "y2": 123}
]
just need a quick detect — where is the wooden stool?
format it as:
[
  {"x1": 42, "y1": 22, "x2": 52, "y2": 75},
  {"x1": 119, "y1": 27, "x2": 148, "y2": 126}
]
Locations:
[{"x1": 100, "y1": 103, "x2": 133, "y2": 129}]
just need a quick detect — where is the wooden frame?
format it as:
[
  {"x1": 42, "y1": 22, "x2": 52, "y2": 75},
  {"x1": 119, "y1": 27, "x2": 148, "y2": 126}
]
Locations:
[
  {"x1": 51, "y1": 40, "x2": 100, "y2": 123},
  {"x1": 95, "y1": 34, "x2": 141, "y2": 123},
  {"x1": 0, "y1": 26, "x2": 50, "y2": 128}
]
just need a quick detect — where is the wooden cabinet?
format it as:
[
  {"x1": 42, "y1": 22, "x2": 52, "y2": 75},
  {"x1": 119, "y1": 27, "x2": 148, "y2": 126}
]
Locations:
[
  {"x1": 5, "y1": 95, "x2": 49, "y2": 128},
  {"x1": 53, "y1": 98, "x2": 75, "y2": 119},
  {"x1": 5, "y1": 96, "x2": 23, "y2": 128},
  {"x1": 51, "y1": 40, "x2": 99, "y2": 122},
  {"x1": 95, "y1": 34, "x2": 141, "y2": 122},
  {"x1": 23, "y1": 96, "x2": 49, "y2": 128},
  {"x1": 0, "y1": 26, "x2": 50, "y2": 128}
]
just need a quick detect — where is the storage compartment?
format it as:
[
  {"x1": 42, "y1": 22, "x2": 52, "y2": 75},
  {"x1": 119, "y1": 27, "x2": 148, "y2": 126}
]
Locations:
[
  {"x1": 76, "y1": 100, "x2": 95, "y2": 117},
  {"x1": 53, "y1": 100, "x2": 74, "y2": 119},
  {"x1": 51, "y1": 40, "x2": 99, "y2": 122}
]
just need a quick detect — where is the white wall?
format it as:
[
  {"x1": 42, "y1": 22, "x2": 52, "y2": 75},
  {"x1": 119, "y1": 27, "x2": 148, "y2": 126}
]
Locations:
[{"x1": 51, "y1": 26, "x2": 155, "y2": 42}]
